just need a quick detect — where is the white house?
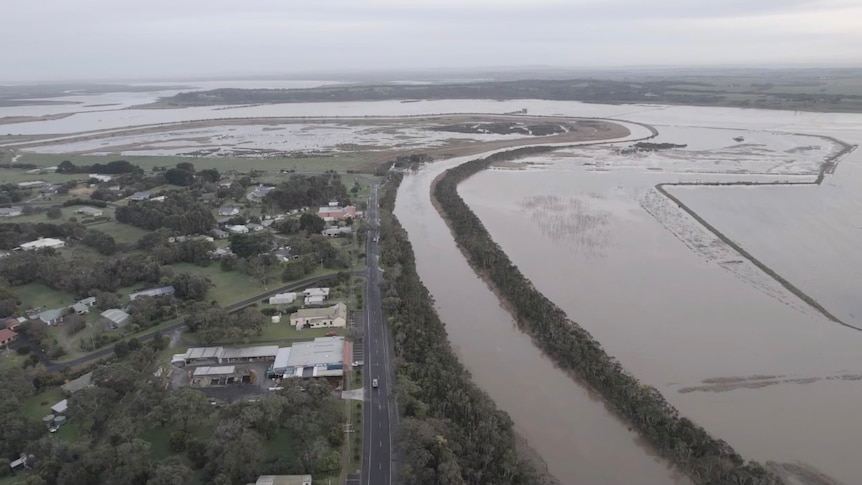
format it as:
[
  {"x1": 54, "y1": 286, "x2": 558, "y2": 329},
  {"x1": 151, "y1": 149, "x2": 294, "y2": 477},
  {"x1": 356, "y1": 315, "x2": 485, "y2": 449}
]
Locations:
[
  {"x1": 18, "y1": 238, "x2": 65, "y2": 251},
  {"x1": 218, "y1": 206, "x2": 240, "y2": 216},
  {"x1": 89, "y1": 174, "x2": 113, "y2": 182},
  {"x1": 75, "y1": 206, "x2": 103, "y2": 217},
  {"x1": 289, "y1": 302, "x2": 347, "y2": 329},
  {"x1": 227, "y1": 225, "x2": 249, "y2": 234},
  {"x1": 269, "y1": 292, "x2": 297, "y2": 305}
]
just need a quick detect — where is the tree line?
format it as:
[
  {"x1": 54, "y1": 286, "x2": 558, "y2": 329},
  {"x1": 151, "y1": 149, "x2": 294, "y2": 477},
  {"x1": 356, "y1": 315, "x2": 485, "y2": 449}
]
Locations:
[
  {"x1": 433, "y1": 147, "x2": 783, "y2": 485},
  {"x1": 115, "y1": 193, "x2": 215, "y2": 234},
  {"x1": 264, "y1": 174, "x2": 350, "y2": 211},
  {"x1": 377, "y1": 174, "x2": 541, "y2": 485},
  {"x1": 56, "y1": 159, "x2": 140, "y2": 175}
]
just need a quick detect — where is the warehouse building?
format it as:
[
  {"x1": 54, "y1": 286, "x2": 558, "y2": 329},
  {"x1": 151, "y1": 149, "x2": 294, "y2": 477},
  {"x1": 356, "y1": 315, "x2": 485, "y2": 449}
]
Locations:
[
  {"x1": 278, "y1": 337, "x2": 345, "y2": 379},
  {"x1": 180, "y1": 345, "x2": 279, "y2": 365},
  {"x1": 190, "y1": 365, "x2": 254, "y2": 387}
]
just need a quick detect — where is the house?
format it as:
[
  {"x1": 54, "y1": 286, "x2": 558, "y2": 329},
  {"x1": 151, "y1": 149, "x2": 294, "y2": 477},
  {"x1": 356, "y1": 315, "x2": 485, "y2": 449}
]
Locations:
[
  {"x1": 51, "y1": 399, "x2": 68, "y2": 415},
  {"x1": 227, "y1": 224, "x2": 249, "y2": 234},
  {"x1": 279, "y1": 337, "x2": 345, "y2": 378},
  {"x1": 251, "y1": 475, "x2": 313, "y2": 485},
  {"x1": 101, "y1": 309, "x2": 130, "y2": 329},
  {"x1": 38, "y1": 309, "x2": 65, "y2": 326},
  {"x1": 89, "y1": 174, "x2": 112, "y2": 182},
  {"x1": 268, "y1": 292, "x2": 297, "y2": 305},
  {"x1": 289, "y1": 302, "x2": 347, "y2": 329},
  {"x1": 2, "y1": 317, "x2": 21, "y2": 331},
  {"x1": 0, "y1": 328, "x2": 18, "y2": 348},
  {"x1": 71, "y1": 303, "x2": 89, "y2": 315},
  {"x1": 302, "y1": 287, "x2": 329, "y2": 305},
  {"x1": 18, "y1": 238, "x2": 65, "y2": 251},
  {"x1": 61, "y1": 372, "x2": 93, "y2": 394},
  {"x1": 129, "y1": 286, "x2": 175, "y2": 301},
  {"x1": 272, "y1": 247, "x2": 292, "y2": 263},
  {"x1": 75, "y1": 206, "x2": 103, "y2": 217},
  {"x1": 251, "y1": 185, "x2": 275, "y2": 198},
  {"x1": 130, "y1": 191, "x2": 151, "y2": 201},
  {"x1": 211, "y1": 229, "x2": 229, "y2": 240},
  {"x1": 304, "y1": 295, "x2": 325, "y2": 306},
  {"x1": 0, "y1": 206, "x2": 23, "y2": 218},
  {"x1": 317, "y1": 202, "x2": 357, "y2": 222},
  {"x1": 219, "y1": 206, "x2": 240, "y2": 216},
  {"x1": 322, "y1": 226, "x2": 352, "y2": 237},
  {"x1": 190, "y1": 366, "x2": 251, "y2": 387},
  {"x1": 210, "y1": 247, "x2": 234, "y2": 259}
]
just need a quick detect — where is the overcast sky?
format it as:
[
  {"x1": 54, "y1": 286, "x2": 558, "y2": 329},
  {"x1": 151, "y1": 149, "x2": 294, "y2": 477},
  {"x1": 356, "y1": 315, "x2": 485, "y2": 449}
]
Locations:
[{"x1": 2, "y1": 0, "x2": 861, "y2": 82}]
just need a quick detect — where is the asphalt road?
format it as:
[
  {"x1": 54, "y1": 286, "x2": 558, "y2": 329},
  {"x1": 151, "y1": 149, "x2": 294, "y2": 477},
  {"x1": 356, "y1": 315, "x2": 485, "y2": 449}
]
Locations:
[
  {"x1": 28, "y1": 272, "x2": 344, "y2": 371},
  {"x1": 362, "y1": 183, "x2": 397, "y2": 485}
]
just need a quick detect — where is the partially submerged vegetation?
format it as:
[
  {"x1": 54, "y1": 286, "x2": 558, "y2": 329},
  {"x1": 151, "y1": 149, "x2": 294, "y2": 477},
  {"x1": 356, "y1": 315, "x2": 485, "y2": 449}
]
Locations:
[
  {"x1": 378, "y1": 174, "x2": 541, "y2": 485},
  {"x1": 433, "y1": 147, "x2": 783, "y2": 485}
]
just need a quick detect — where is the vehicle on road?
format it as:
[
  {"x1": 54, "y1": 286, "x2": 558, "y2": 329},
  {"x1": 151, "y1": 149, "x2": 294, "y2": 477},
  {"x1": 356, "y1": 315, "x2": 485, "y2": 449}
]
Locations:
[
  {"x1": 372, "y1": 378, "x2": 379, "y2": 388},
  {"x1": 326, "y1": 331, "x2": 337, "y2": 337}
]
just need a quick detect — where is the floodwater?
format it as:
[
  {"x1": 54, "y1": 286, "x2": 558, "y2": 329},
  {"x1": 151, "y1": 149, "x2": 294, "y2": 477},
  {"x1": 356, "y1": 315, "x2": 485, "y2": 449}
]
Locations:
[
  {"x1": 395, "y1": 140, "x2": 690, "y2": 485},
  {"x1": 458, "y1": 123, "x2": 862, "y2": 483}
]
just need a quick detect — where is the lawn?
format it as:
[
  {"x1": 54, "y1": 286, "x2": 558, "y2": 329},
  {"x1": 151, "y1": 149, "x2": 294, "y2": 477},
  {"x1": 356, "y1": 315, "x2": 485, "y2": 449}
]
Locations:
[
  {"x1": 14, "y1": 283, "x2": 77, "y2": 311},
  {"x1": 170, "y1": 263, "x2": 281, "y2": 306},
  {"x1": 87, "y1": 220, "x2": 150, "y2": 246},
  {"x1": 21, "y1": 387, "x2": 65, "y2": 420}
]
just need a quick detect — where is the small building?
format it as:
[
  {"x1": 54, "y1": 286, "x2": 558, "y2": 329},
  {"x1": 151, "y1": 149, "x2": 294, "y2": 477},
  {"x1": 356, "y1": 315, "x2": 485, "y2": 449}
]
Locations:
[
  {"x1": 271, "y1": 314, "x2": 281, "y2": 323},
  {"x1": 211, "y1": 228, "x2": 229, "y2": 240},
  {"x1": 129, "y1": 286, "x2": 175, "y2": 301},
  {"x1": 89, "y1": 174, "x2": 113, "y2": 182},
  {"x1": 18, "y1": 181, "x2": 46, "y2": 189},
  {"x1": 269, "y1": 292, "x2": 297, "y2": 305},
  {"x1": 322, "y1": 226, "x2": 352, "y2": 237},
  {"x1": 219, "y1": 206, "x2": 240, "y2": 216},
  {"x1": 251, "y1": 185, "x2": 275, "y2": 198},
  {"x1": 18, "y1": 238, "x2": 65, "y2": 251},
  {"x1": 290, "y1": 302, "x2": 347, "y2": 329},
  {"x1": 51, "y1": 399, "x2": 68, "y2": 415},
  {"x1": 303, "y1": 287, "x2": 330, "y2": 298},
  {"x1": 253, "y1": 475, "x2": 313, "y2": 485},
  {"x1": 210, "y1": 247, "x2": 235, "y2": 259},
  {"x1": 283, "y1": 337, "x2": 345, "y2": 378},
  {"x1": 304, "y1": 294, "x2": 326, "y2": 306},
  {"x1": 0, "y1": 206, "x2": 23, "y2": 218},
  {"x1": 38, "y1": 309, "x2": 65, "y2": 326},
  {"x1": 41, "y1": 184, "x2": 59, "y2": 195},
  {"x1": 130, "y1": 191, "x2": 151, "y2": 201},
  {"x1": 62, "y1": 372, "x2": 93, "y2": 394},
  {"x1": 227, "y1": 224, "x2": 249, "y2": 234},
  {"x1": 151, "y1": 195, "x2": 166, "y2": 202},
  {"x1": 0, "y1": 328, "x2": 18, "y2": 348},
  {"x1": 183, "y1": 347, "x2": 224, "y2": 365},
  {"x1": 190, "y1": 366, "x2": 252, "y2": 387},
  {"x1": 75, "y1": 206, "x2": 104, "y2": 217},
  {"x1": 247, "y1": 223, "x2": 264, "y2": 232},
  {"x1": 101, "y1": 309, "x2": 130, "y2": 329},
  {"x1": 71, "y1": 303, "x2": 90, "y2": 315}
]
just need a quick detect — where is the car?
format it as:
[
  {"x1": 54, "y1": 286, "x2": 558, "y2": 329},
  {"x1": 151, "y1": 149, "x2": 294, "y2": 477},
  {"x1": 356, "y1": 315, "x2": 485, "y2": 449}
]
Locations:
[
  {"x1": 372, "y1": 378, "x2": 378, "y2": 388},
  {"x1": 325, "y1": 331, "x2": 337, "y2": 337}
]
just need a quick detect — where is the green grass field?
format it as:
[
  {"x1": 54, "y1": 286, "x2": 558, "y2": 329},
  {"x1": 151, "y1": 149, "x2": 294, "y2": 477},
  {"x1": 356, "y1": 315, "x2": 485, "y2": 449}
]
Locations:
[
  {"x1": 14, "y1": 282, "x2": 77, "y2": 311},
  {"x1": 87, "y1": 220, "x2": 150, "y2": 246},
  {"x1": 21, "y1": 387, "x2": 65, "y2": 420}
]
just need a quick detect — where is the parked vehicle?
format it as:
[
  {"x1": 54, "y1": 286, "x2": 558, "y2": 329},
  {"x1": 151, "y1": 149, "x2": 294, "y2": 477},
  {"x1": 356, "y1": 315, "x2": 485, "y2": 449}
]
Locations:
[
  {"x1": 372, "y1": 378, "x2": 379, "y2": 388},
  {"x1": 326, "y1": 331, "x2": 337, "y2": 337}
]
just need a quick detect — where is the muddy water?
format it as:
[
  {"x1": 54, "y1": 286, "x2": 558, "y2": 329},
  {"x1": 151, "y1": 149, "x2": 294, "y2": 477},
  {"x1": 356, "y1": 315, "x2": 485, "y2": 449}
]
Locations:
[
  {"x1": 457, "y1": 137, "x2": 862, "y2": 483},
  {"x1": 394, "y1": 147, "x2": 689, "y2": 485}
]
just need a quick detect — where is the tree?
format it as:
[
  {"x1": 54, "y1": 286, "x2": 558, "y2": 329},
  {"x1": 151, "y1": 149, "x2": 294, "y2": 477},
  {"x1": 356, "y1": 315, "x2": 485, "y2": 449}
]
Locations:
[
  {"x1": 151, "y1": 388, "x2": 211, "y2": 436},
  {"x1": 198, "y1": 168, "x2": 220, "y2": 183},
  {"x1": 229, "y1": 232, "x2": 272, "y2": 259},
  {"x1": 243, "y1": 256, "x2": 271, "y2": 288},
  {"x1": 147, "y1": 457, "x2": 194, "y2": 485},
  {"x1": 46, "y1": 207, "x2": 63, "y2": 219},
  {"x1": 233, "y1": 307, "x2": 265, "y2": 338},
  {"x1": 299, "y1": 213, "x2": 325, "y2": 234},
  {"x1": 164, "y1": 168, "x2": 195, "y2": 187},
  {"x1": 171, "y1": 273, "x2": 211, "y2": 301},
  {"x1": 82, "y1": 229, "x2": 116, "y2": 255}
]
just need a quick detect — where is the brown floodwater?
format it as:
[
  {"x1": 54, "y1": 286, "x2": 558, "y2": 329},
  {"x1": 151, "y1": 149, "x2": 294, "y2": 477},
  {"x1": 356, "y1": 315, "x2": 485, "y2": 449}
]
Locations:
[
  {"x1": 456, "y1": 138, "x2": 862, "y2": 484},
  {"x1": 394, "y1": 149, "x2": 690, "y2": 485}
]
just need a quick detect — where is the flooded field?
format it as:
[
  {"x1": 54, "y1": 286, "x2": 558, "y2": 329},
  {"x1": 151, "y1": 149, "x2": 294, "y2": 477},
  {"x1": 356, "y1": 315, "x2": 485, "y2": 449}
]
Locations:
[{"x1": 459, "y1": 124, "x2": 862, "y2": 483}]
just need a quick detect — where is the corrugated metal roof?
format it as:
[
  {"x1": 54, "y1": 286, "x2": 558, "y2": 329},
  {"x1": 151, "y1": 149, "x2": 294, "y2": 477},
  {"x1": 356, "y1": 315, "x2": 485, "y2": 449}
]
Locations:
[
  {"x1": 185, "y1": 347, "x2": 224, "y2": 360},
  {"x1": 193, "y1": 366, "x2": 236, "y2": 376},
  {"x1": 221, "y1": 345, "x2": 279, "y2": 360}
]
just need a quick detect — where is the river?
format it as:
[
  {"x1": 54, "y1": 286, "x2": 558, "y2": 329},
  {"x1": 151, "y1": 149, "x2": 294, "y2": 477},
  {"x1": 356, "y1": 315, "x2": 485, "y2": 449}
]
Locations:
[{"x1": 395, "y1": 135, "x2": 690, "y2": 484}]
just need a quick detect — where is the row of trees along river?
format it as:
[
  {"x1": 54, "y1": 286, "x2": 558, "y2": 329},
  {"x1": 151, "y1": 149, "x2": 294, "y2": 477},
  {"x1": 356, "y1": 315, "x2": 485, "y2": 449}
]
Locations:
[
  {"x1": 432, "y1": 146, "x2": 784, "y2": 485},
  {"x1": 378, "y1": 174, "x2": 542, "y2": 485}
]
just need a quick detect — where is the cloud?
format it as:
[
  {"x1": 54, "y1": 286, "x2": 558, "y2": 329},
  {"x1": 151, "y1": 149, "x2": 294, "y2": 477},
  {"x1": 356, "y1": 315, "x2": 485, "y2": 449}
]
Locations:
[{"x1": 1, "y1": 0, "x2": 860, "y2": 81}]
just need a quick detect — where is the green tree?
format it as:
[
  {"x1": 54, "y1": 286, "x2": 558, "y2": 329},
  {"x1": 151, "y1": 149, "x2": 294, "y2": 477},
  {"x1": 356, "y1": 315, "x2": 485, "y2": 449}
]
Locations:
[
  {"x1": 299, "y1": 213, "x2": 325, "y2": 233},
  {"x1": 46, "y1": 207, "x2": 63, "y2": 219}
]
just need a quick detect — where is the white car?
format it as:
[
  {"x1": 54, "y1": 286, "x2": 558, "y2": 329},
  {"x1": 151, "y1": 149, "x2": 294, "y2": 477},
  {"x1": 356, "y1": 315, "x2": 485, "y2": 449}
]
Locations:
[{"x1": 372, "y1": 378, "x2": 379, "y2": 389}]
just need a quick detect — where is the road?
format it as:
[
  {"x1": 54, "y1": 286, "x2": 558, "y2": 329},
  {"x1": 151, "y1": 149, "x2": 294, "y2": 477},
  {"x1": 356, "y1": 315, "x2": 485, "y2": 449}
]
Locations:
[
  {"x1": 26, "y1": 272, "x2": 345, "y2": 371},
  {"x1": 362, "y1": 183, "x2": 397, "y2": 485}
]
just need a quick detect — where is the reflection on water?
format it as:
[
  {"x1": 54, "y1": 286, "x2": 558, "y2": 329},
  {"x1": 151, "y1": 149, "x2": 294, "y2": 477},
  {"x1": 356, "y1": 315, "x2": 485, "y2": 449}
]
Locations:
[{"x1": 520, "y1": 194, "x2": 612, "y2": 257}]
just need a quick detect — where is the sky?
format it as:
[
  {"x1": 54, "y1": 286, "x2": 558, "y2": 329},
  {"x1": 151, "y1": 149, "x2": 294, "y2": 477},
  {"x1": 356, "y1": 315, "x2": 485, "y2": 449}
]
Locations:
[{"x1": 2, "y1": 0, "x2": 861, "y2": 82}]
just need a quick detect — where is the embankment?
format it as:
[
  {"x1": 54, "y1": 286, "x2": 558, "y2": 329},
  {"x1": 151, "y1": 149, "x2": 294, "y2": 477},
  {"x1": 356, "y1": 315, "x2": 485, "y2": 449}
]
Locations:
[
  {"x1": 377, "y1": 174, "x2": 545, "y2": 485},
  {"x1": 433, "y1": 146, "x2": 784, "y2": 485}
]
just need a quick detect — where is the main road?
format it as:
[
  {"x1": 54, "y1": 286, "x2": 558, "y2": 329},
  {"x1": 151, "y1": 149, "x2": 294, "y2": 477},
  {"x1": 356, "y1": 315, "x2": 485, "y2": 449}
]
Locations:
[{"x1": 361, "y1": 183, "x2": 397, "y2": 485}]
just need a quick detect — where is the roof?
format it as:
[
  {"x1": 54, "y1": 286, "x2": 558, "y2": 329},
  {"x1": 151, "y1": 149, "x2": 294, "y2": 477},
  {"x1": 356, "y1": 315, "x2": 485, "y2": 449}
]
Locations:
[
  {"x1": 62, "y1": 372, "x2": 93, "y2": 394},
  {"x1": 221, "y1": 345, "x2": 279, "y2": 360},
  {"x1": 185, "y1": 347, "x2": 224, "y2": 360},
  {"x1": 193, "y1": 366, "x2": 237, "y2": 377},
  {"x1": 51, "y1": 399, "x2": 68, "y2": 414},
  {"x1": 302, "y1": 287, "x2": 330, "y2": 296},
  {"x1": 255, "y1": 475, "x2": 313, "y2": 485},
  {"x1": 38, "y1": 308, "x2": 64, "y2": 322},
  {"x1": 71, "y1": 303, "x2": 89, "y2": 313},
  {"x1": 273, "y1": 347, "x2": 292, "y2": 372},
  {"x1": 129, "y1": 286, "x2": 175, "y2": 300},
  {"x1": 0, "y1": 328, "x2": 17, "y2": 341},
  {"x1": 20, "y1": 238, "x2": 65, "y2": 250},
  {"x1": 100, "y1": 309, "x2": 130, "y2": 325},
  {"x1": 291, "y1": 302, "x2": 346, "y2": 321},
  {"x1": 75, "y1": 206, "x2": 103, "y2": 214},
  {"x1": 286, "y1": 337, "x2": 344, "y2": 368},
  {"x1": 78, "y1": 297, "x2": 96, "y2": 305}
]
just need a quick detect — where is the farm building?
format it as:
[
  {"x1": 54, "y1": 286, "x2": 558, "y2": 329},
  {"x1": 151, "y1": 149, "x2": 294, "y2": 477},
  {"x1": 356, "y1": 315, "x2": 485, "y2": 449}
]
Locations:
[
  {"x1": 269, "y1": 292, "x2": 297, "y2": 305},
  {"x1": 75, "y1": 206, "x2": 103, "y2": 217},
  {"x1": 129, "y1": 286, "x2": 175, "y2": 301},
  {"x1": 289, "y1": 303, "x2": 347, "y2": 329},
  {"x1": 0, "y1": 328, "x2": 18, "y2": 348},
  {"x1": 18, "y1": 238, "x2": 65, "y2": 251},
  {"x1": 190, "y1": 366, "x2": 254, "y2": 387},
  {"x1": 252, "y1": 476, "x2": 313, "y2": 485},
  {"x1": 101, "y1": 309, "x2": 130, "y2": 329},
  {"x1": 281, "y1": 337, "x2": 345, "y2": 378}
]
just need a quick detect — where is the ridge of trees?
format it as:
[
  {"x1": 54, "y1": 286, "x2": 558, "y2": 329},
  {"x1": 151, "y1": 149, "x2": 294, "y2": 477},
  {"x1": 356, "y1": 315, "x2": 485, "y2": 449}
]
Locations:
[
  {"x1": 377, "y1": 174, "x2": 541, "y2": 485},
  {"x1": 56, "y1": 159, "x2": 140, "y2": 175},
  {"x1": 433, "y1": 147, "x2": 783, "y2": 485}
]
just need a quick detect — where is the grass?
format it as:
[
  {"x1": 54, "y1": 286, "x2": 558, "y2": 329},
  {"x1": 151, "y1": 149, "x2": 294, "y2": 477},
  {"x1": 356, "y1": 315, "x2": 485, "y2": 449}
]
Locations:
[
  {"x1": 14, "y1": 282, "x2": 77, "y2": 311},
  {"x1": 170, "y1": 263, "x2": 282, "y2": 306},
  {"x1": 21, "y1": 387, "x2": 65, "y2": 420},
  {"x1": 14, "y1": 152, "x2": 379, "y2": 174},
  {"x1": 87, "y1": 220, "x2": 150, "y2": 246}
]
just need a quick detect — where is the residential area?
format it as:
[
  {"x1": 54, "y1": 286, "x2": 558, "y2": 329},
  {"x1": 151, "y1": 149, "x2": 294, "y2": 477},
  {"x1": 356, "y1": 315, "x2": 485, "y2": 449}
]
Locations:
[{"x1": 0, "y1": 158, "x2": 376, "y2": 485}]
